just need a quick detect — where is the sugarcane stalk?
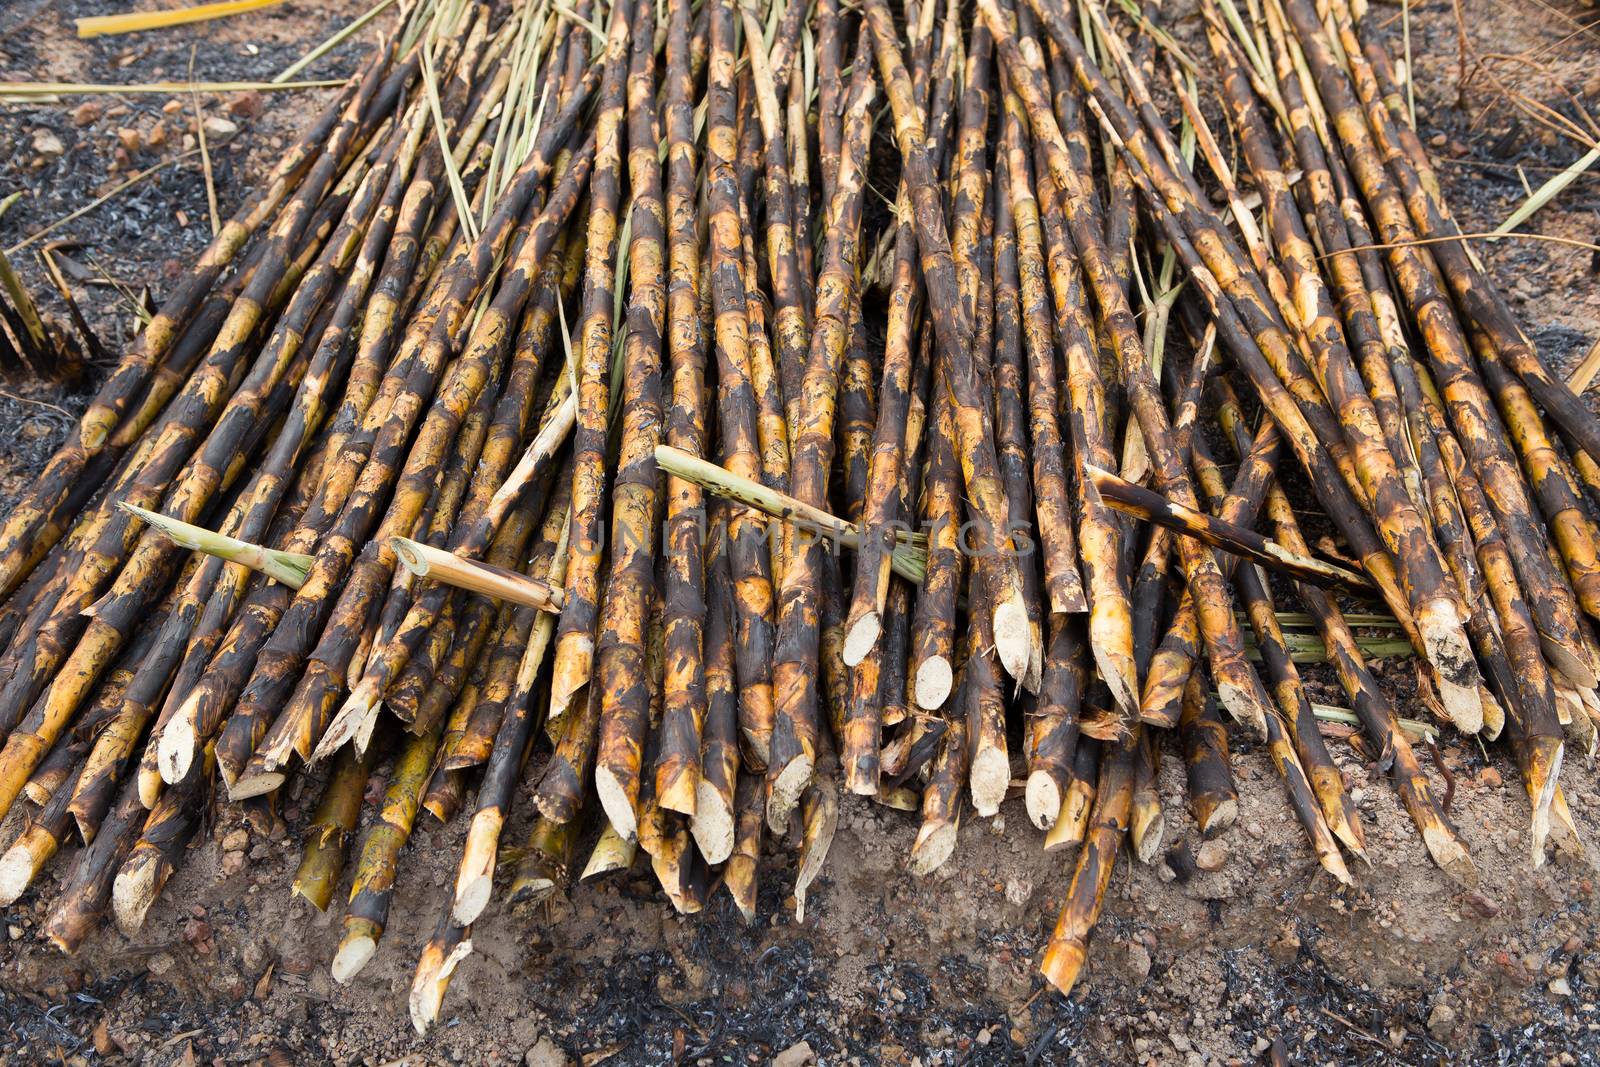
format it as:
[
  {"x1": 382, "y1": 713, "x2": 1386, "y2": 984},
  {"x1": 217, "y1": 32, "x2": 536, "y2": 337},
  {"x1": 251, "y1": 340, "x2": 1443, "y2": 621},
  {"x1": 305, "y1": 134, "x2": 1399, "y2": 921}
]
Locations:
[
  {"x1": 591, "y1": 0, "x2": 668, "y2": 844},
  {"x1": 1044, "y1": 730, "x2": 1099, "y2": 851},
  {"x1": 390, "y1": 538, "x2": 563, "y2": 612},
  {"x1": 1086, "y1": 465, "x2": 1371, "y2": 590},
  {"x1": 706, "y1": 0, "x2": 780, "y2": 778},
  {"x1": 0, "y1": 748, "x2": 87, "y2": 905},
  {"x1": 865, "y1": 0, "x2": 1036, "y2": 688},
  {"x1": 409, "y1": 913, "x2": 473, "y2": 1035},
  {"x1": 981, "y1": 0, "x2": 1275, "y2": 740},
  {"x1": 1039, "y1": 732, "x2": 1133, "y2": 995},
  {"x1": 1002, "y1": 83, "x2": 1087, "y2": 619},
  {"x1": 508, "y1": 815, "x2": 580, "y2": 905},
  {"x1": 690, "y1": 515, "x2": 740, "y2": 862},
  {"x1": 111, "y1": 744, "x2": 214, "y2": 934},
  {"x1": 292, "y1": 741, "x2": 375, "y2": 911},
  {"x1": 1269, "y1": 0, "x2": 1595, "y2": 689},
  {"x1": 332, "y1": 720, "x2": 441, "y2": 983},
  {"x1": 1026, "y1": 94, "x2": 1137, "y2": 723},
  {"x1": 766, "y1": 27, "x2": 877, "y2": 834},
  {"x1": 653, "y1": 0, "x2": 712, "y2": 824}
]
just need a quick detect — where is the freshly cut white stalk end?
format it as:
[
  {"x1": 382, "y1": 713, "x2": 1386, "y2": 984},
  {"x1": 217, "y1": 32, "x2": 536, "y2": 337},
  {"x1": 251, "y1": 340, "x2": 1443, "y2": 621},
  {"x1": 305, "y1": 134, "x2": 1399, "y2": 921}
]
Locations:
[
  {"x1": 1421, "y1": 825, "x2": 1478, "y2": 888},
  {"x1": 765, "y1": 756, "x2": 811, "y2": 836},
  {"x1": 451, "y1": 810, "x2": 502, "y2": 926},
  {"x1": 968, "y1": 749, "x2": 1009, "y2": 818},
  {"x1": 909, "y1": 820, "x2": 958, "y2": 876},
  {"x1": 1418, "y1": 608, "x2": 1483, "y2": 735},
  {"x1": 111, "y1": 855, "x2": 160, "y2": 935},
  {"x1": 0, "y1": 833, "x2": 49, "y2": 905},
  {"x1": 992, "y1": 597, "x2": 1031, "y2": 683},
  {"x1": 689, "y1": 780, "x2": 734, "y2": 865},
  {"x1": 913, "y1": 656, "x2": 953, "y2": 711},
  {"x1": 593, "y1": 767, "x2": 639, "y2": 844},
  {"x1": 841, "y1": 612, "x2": 881, "y2": 668},
  {"x1": 157, "y1": 689, "x2": 205, "y2": 784},
  {"x1": 1025, "y1": 772, "x2": 1061, "y2": 831},
  {"x1": 332, "y1": 935, "x2": 376, "y2": 985},
  {"x1": 409, "y1": 936, "x2": 473, "y2": 1036}
]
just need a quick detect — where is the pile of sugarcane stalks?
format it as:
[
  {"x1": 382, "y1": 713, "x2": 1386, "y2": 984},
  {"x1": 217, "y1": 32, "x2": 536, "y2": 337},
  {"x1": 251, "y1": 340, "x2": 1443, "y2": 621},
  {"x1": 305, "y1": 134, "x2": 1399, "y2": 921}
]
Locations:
[{"x1": 0, "y1": 0, "x2": 1596, "y2": 1027}]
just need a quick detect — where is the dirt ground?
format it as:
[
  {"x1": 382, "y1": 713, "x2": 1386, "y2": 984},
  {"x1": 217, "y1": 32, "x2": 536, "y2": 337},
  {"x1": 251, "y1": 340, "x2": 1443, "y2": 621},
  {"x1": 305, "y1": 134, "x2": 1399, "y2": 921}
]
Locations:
[{"x1": 2, "y1": 0, "x2": 1600, "y2": 1064}]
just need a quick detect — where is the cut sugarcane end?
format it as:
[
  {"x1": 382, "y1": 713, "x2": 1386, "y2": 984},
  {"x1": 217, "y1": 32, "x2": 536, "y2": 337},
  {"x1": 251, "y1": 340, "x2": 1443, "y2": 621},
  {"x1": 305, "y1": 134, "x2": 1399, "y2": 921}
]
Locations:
[
  {"x1": 593, "y1": 767, "x2": 639, "y2": 844},
  {"x1": 1133, "y1": 811, "x2": 1165, "y2": 864},
  {"x1": 331, "y1": 933, "x2": 377, "y2": 985},
  {"x1": 842, "y1": 611, "x2": 881, "y2": 667},
  {"x1": 1025, "y1": 772, "x2": 1061, "y2": 831},
  {"x1": 1045, "y1": 800, "x2": 1091, "y2": 851},
  {"x1": 452, "y1": 874, "x2": 493, "y2": 927},
  {"x1": 316, "y1": 686, "x2": 379, "y2": 763},
  {"x1": 1544, "y1": 636, "x2": 1599, "y2": 690},
  {"x1": 409, "y1": 937, "x2": 473, "y2": 1036},
  {"x1": 111, "y1": 859, "x2": 159, "y2": 935},
  {"x1": 1321, "y1": 846, "x2": 1354, "y2": 886},
  {"x1": 390, "y1": 537, "x2": 431, "y2": 577},
  {"x1": 137, "y1": 768, "x2": 165, "y2": 809},
  {"x1": 1332, "y1": 819, "x2": 1368, "y2": 861},
  {"x1": 969, "y1": 749, "x2": 1009, "y2": 818},
  {"x1": 1214, "y1": 682, "x2": 1268, "y2": 741},
  {"x1": 765, "y1": 756, "x2": 812, "y2": 836},
  {"x1": 1549, "y1": 787, "x2": 1592, "y2": 865},
  {"x1": 913, "y1": 656, "x2": 953, "y2": 710},
  {"x1": 226, "y1": 768, "x2": 285, "y2": 802},
  {"x1": 1039, "y1": 940, "x2": 1087, "y2": 997},
  {"x1": 690, "y1": 780, "x2": 734, "y2": 865},
  {"x1": 580, "y1": 825, "x2": 636, "y2": 880},
  {"x1": 1418, "y1": 612, "x2": 1485, "y2": 733},
  {"x1": 0, "y1": 841, "x2": 42, "y2": 905},
  {"x1": 1197, "y1": 797, "x2": 1238, "y2": 835},
  {"x1": 157, "y1": 696, "x2": 202, "y2": 784},
  {"x1": 844, "y1": 764, "x2": 878, "y2": 797},
  {"x1": 451, "y1": 813, "x2": 501, "y2": 926},
  {"x1": 992, "y1": 597, "x2": 1031, "y2": 682},
  {"x1": 1093, "y1": 647, "x2": 1139, "y2": 724},
  {"x1": 1531, "y1": 807, "x2": 1552, "y2": 869},
  {"x1": 909, "y1": 822, "x2": 957, "y2": 876},
  {"x1": 1422, "y1": 826, "x2": 1478, "y2": 887}
]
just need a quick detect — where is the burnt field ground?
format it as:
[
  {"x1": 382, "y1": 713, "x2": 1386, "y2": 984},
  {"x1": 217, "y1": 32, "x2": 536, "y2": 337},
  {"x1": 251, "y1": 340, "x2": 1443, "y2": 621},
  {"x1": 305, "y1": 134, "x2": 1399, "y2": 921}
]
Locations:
[{"x1": 2, "y1": 0, "x2": 1600, "y2": 1064}]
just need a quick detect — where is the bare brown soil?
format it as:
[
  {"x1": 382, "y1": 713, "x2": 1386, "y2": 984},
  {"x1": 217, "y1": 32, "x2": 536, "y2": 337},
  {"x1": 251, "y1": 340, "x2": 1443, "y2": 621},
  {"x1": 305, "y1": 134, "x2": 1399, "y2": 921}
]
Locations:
[{"x1": 1, "y1": 0, "x2": 1599, "y2": 1064}]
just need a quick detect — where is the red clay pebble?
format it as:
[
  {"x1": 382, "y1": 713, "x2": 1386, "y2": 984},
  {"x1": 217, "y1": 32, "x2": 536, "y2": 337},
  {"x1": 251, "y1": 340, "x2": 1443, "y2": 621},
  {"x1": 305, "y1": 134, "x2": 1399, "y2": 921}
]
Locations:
[{"x1": 229, "y1": 91, "x2": 265, "y2": 118}]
